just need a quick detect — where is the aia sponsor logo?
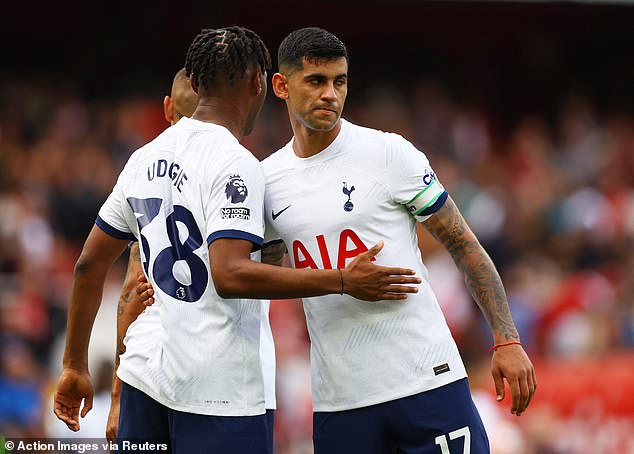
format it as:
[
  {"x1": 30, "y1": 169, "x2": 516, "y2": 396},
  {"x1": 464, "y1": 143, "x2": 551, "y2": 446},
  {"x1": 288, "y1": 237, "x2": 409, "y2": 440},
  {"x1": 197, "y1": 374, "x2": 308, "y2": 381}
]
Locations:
[{"x1": 292, "y1": 229, "x2": 374, "y2": 269}]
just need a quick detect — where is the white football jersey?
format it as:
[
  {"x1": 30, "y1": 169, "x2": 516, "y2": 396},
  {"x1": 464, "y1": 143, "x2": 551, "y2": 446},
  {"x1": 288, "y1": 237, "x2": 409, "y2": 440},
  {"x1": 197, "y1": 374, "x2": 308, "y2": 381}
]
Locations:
[
  {"x1": 262, "y1": 119, "x2": 467, "y2": 412},
  {"x1": 122, "y1": 251, "x2": 276, "y2": 410},
  {"x1": 252, "y1": 250, "x2": 277, "y2": 410},
  {"x1": 98, "y1": 117, "x2": 270, "y2": 416},
  {"x1": 259, "y1": 300, "x2": 276, "y2": 410}
]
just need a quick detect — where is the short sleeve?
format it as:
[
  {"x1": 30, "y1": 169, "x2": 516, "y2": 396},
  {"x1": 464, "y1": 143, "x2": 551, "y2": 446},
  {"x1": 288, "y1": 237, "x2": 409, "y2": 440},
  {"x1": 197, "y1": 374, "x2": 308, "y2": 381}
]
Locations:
[
  {"x1": 96, "y1": 171, "x2": 136, "y2": 241},
  {"x1": 385, "y1": 134, "x2": 447, "y2": 222},
  {"x1": 204, "y1": 153, "x2": 265, "y2": 250}
]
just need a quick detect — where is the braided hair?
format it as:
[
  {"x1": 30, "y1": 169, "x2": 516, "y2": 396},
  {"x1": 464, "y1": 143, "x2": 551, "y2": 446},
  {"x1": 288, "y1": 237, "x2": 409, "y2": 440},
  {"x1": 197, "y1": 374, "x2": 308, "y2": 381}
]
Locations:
[{"x1": 185, "y1": 26, "x2": 272, "y2": 90}]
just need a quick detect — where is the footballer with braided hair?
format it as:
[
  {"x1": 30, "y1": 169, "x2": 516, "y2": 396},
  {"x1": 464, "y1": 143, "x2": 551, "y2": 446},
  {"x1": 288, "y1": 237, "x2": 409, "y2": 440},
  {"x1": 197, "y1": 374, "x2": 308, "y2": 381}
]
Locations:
[
  {"x1": 185, "y1": 26, "x2": 271, "y2": 90},
  {"x1": 54, "y1": 25, "x2": 420, "y2": 453}
]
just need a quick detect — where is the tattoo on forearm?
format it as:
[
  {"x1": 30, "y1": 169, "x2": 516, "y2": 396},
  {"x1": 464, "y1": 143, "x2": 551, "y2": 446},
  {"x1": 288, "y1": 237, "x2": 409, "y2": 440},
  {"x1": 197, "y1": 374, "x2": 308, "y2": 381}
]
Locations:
[
  {"x1": 117, "y1": 291, "x2": 132, "y2": 315},
  {"x1": 130, "y1": 242, "x2": 141, "y2": 262},
  {"x1": 423, "y1": 197, "x2": 519, "y2": 340},
  {"x1": 114, "y1": 243, "x2": 139, "y2": 378},
  {"x1": 115, "y1": 335, "x2": 124, "y2": 369},
  {"x1": 261, "y1": 241, "x2": 287, "y2": 266}
]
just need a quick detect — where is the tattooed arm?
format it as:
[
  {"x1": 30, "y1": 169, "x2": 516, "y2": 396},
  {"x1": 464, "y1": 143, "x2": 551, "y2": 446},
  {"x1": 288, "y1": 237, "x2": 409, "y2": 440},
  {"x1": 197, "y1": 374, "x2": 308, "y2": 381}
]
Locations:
[
  {"x1": 261, "y1": 240, "x2": 287, "y2": 266},
  {"x1": 106, "y1": 243, "x2": 146, "y2": 443},
  {"x1": 422, "y1": 195, "x2": 537, "y2": 416}
]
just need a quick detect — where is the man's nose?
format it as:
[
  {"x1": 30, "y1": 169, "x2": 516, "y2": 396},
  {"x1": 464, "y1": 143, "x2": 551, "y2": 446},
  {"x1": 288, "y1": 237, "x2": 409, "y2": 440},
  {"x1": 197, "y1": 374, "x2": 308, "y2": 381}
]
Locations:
[{"x1": 321, "y1": 82, "x2": 337, "y2": 102}]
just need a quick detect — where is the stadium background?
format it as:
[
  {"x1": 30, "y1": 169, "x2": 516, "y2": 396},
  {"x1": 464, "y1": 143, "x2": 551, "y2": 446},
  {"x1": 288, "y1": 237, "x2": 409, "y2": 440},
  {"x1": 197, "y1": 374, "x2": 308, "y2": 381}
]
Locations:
[{"x1": 1, "y1": 1, "x2": 634, "y2": 453}]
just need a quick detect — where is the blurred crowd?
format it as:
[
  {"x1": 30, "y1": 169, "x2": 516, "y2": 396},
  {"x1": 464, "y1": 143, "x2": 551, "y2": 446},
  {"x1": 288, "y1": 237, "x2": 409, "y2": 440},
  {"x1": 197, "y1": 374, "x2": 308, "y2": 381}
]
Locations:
[{"x1": 0, "y1": 75, "x2": 633, "y2": 453}]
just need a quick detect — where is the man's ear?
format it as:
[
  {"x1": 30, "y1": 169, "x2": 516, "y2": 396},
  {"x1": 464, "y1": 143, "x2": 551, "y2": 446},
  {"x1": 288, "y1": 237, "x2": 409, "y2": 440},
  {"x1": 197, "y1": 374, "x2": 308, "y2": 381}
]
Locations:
[
  {"x1": 272, "y1": 73, "x2": 288, "y2": 100},
  {"x1": 252, "y1": 71, "x2": 264, "y2": 95},
  {"x1": 189, "y1": 76, "x2": 199, "y2": 95},
  {"x1": 163, "y1": 96, "x2": 174, "y2": 124}
]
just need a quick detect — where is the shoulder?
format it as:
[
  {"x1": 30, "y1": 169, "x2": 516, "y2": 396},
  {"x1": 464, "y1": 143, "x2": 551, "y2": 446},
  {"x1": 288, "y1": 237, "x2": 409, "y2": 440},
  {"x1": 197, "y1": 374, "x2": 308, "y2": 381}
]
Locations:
[
  {"x1": 261, "y1": 142, "x2": 292, "y2": 175},
  {"x1": 223, "y1": 145, "x2": 265, "y2": 180},
  {"x1": 126, "y1": 125, "x2": 178, "y2": 164},
  {"x1": 194, "y1": 126, "x2": 262, "y2": 175},
  {"x1": 339, "y1": 120, "x2": 418, "y2": 170},
  {"x1": 370, "y1": 127, "x2": 428, "y2": 164},
  {"x1": 233, "y1": 144, "x2": 263, "y2": 167},
  {"x1": 120, "y1": 140, "x2": 154, "y2": 175},
  {"x1": 342, "y1": 119, "x2": 411, "y2": 155}
]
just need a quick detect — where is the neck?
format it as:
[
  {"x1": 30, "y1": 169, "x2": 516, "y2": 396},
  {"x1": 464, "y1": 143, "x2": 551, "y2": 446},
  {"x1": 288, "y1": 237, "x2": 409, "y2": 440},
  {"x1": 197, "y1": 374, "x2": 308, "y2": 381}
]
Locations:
[
  {"x1": 291, "y1": 119, "x2": 342, "y2": 158},
  {"x1": 191, "y1": 96, "x2": 246, "y2": 141}
]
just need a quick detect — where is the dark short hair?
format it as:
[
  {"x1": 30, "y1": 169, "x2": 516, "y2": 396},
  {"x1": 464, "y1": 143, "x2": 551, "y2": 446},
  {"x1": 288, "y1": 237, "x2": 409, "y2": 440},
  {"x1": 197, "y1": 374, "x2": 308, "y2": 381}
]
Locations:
[
  {"x1": 278, "y1": 27, "x2": 348, "y2": 72},
  {"x1": 185, "y1": 26, "x2": 272, "y2": 90}
]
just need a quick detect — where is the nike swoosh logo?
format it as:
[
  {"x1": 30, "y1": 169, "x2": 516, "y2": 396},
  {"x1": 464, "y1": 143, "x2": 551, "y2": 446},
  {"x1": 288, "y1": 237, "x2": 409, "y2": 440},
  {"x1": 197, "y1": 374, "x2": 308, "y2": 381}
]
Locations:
[{"x1": 272, "y1": 205, "x2": 291, "y2": 220}]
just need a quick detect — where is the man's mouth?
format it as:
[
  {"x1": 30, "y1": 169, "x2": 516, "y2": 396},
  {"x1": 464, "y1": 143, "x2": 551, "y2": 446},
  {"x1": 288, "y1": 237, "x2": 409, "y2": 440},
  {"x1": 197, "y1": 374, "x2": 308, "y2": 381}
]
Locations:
[{"x1": 314, "y1": 106, "x2": 337, "y2": 114}]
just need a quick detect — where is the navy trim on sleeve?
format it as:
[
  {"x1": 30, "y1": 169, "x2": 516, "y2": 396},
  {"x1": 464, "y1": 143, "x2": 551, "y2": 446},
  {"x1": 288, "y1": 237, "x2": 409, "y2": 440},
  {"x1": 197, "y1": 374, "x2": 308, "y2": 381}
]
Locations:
[
  {"x1": 416, "y1": 191, "x2": 449, "y2": 218},
  {"x1": 207, "y1": 229, "x2": 265, "y2": 251},
  {"x1": 95, "y1": 216, "x2": 136, "y2": 241}
]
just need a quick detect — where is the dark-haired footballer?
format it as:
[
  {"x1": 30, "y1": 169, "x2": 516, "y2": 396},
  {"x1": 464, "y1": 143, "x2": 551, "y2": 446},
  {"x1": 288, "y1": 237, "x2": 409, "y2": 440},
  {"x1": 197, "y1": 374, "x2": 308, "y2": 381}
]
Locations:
[
  {"x1": 104, "y1": 67, "x2": 200, "y2": 446},
  {"x1": 53, "y1": 26, "x2": 421, "y2": 453},
  {"x1": 104, "y1": 67, "x2": 278, "y2": 450},
  {"x1": 260, "y1": 27, "x2": 537, "y2": 453}
]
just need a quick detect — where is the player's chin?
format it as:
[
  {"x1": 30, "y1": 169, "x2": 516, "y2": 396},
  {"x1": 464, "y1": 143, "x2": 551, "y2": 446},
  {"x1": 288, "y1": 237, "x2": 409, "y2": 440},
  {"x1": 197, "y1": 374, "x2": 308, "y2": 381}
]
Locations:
[{"x1": 306, "y1": 115, "x2": 339, "y2": 132}]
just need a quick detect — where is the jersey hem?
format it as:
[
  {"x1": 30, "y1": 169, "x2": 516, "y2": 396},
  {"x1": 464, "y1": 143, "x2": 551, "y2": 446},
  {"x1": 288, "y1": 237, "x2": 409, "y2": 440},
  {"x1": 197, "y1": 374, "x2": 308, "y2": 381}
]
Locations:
[
  {"x1": 117, "y1": 369, "x2": 267, "y2": 417},
  {"x1": 311, "y1": 371, "x2": 467, "y2": 413}
]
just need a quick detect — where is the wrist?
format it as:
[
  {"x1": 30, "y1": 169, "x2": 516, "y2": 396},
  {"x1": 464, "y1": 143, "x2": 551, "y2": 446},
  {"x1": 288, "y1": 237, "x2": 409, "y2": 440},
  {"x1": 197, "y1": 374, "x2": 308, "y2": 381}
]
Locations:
[
  {"x1": 336, "y1": 268, "x2": 345, "y2": 295},
  {"x1": 63, "y1": 358, "x2": 89, "y2": 373},
  {"x1": 493, "y1": 332, "x2": 520, "y2": 345},
  {"x1": 490, "y1": 341, "x2": 522, "y2": 352}
]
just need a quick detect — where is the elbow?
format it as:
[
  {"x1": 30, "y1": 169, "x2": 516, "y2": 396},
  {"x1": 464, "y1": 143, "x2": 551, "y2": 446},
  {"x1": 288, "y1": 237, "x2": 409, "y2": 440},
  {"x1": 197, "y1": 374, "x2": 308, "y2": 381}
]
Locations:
[
  {"x1": 212, "y1": 269, "x2": 248, "y2": 299},
  {"x1": 213, "y1": 278, "x2": 241, "y2": 299},
  {"x1": 74, "y1": 251, "x2": 109, "y2": 282},
  {"x1": 209, "y1": 252, "x2": 253, "y2": 298},
  {"x1": 214, "y1": 281, "x2": 242, "y2": 298},
  {"x1": 74, "y1": 254, "x2": 95, "y2": 278},
  {"x1": 214, "y1": 285, "x2": 231, "y2": 299}
]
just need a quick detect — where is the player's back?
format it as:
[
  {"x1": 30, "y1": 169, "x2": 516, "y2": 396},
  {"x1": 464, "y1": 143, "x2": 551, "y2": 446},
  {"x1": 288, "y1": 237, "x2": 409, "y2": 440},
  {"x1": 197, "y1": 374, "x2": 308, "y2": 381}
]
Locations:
[{"x1": 98, "y1": 117, "x2": 267, "y2": 416}]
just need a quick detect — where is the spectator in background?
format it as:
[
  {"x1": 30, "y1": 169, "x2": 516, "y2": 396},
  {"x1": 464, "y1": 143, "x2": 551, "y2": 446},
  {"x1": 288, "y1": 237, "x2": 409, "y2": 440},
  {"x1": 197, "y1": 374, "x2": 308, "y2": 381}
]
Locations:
[
  {"x1": 0, "y1": 44, "x2": 633, "y2": 453},
  {"x1": 0, "y1": 338, "x2": 44, "y2": 437}
]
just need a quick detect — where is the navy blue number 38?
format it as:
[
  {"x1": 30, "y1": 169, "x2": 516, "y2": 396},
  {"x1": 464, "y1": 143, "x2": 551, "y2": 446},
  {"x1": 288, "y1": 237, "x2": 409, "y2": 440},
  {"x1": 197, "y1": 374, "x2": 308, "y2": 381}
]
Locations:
[{"x1": 127, "y1": 197, "x2": 208, "y2": 303}]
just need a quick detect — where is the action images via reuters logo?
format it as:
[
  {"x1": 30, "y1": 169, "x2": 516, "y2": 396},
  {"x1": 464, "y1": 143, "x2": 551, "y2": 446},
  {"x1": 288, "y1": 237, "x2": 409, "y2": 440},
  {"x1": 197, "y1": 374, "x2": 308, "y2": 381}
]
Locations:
[{"x1": 3, "y1": 439, "x2": 169, "y2": 452}]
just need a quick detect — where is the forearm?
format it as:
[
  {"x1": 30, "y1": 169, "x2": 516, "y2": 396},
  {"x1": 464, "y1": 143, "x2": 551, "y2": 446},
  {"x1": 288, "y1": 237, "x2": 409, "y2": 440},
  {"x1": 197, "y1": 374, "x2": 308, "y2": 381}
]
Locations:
[
  {"x1": 453, "y1": 242, "x2": 518, "y2": 343},
  {"x1": 214, "y1": 258, "x2": 341, "y2": 299},
  {"x1": 113, "y1": 243, "x2": 146, "y2": 394},
  {"x1": 63, "y1": 265, "x2": 109, "y2": 370},
  {"x1": 114, "y1": 297, "x2": 145, "y2": 374},
  {"x1": 210, "y1": 238, "x2": 417, "y2": 302},
  {"x1": 111, "y1": 374, "x2": 123, "y2": 400},
  {"x1": 423, "y1": 197, "x2": 519, "y2": 343},
  {"x1": 63, "y1": 225, "x2": 129, "y2": 371},
  {"x1": 261, "y1": 241, "x2": 286, "y2": 266}
]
